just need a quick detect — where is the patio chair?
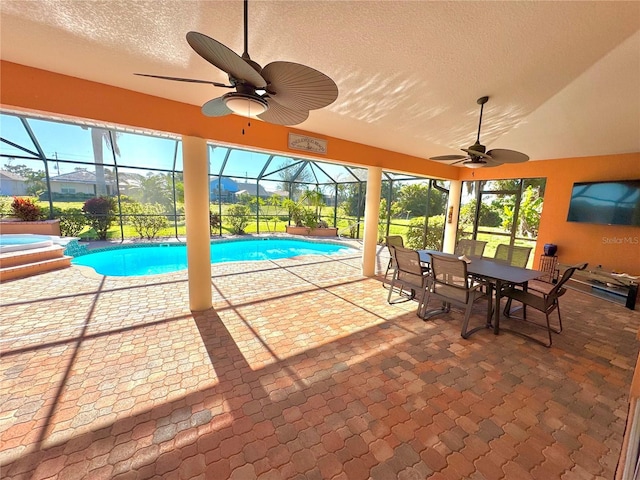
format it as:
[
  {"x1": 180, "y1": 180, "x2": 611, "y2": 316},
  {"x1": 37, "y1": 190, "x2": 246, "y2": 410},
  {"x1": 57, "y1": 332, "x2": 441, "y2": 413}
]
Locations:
[
  {"x1": 455, "y1": 239, "x2": 487, "y2": 258},
  {"x1": 502, "y1": 262, "x2": 588, "y2": 347},
  {"x1": 384, "y1": 235, "x2": 405, "y2": 283},
  {"x1": 523, "y1": 255, "x2": 561, "y2": 295},
  {"x1": 422, "y1": 253, "x2": 486, "y2": 338},
  {"x1": 493, "y1": 244, "x2": 532, "y2": 268},
  {"x1": 387, "y1": 246, "x2": 431, "y2": 317},
  {"x1": 456, "y1": 239, "x2": 489, "y2": 289}
]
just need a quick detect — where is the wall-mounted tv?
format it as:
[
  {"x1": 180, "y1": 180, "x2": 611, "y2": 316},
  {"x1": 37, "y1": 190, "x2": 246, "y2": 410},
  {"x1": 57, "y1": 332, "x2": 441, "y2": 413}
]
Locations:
[{"x1": 567, "y1": 180, "x2": 640, "y2": 227}]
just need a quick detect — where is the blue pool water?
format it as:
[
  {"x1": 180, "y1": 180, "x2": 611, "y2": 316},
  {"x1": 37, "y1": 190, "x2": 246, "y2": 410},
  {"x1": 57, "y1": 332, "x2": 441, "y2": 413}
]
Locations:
[
  {"x1": 0, "y1": 235, "x2": 48, "y2": 245},
  {"x1": 72, "y1": 238, "x2": 356, "y2": 277}
]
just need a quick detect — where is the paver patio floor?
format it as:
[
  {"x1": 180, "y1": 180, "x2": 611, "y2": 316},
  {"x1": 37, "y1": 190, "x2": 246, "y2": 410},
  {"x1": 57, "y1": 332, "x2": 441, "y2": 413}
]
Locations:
[{"x1": 1, "y1": 246, "x2": 639, "y2": 479}]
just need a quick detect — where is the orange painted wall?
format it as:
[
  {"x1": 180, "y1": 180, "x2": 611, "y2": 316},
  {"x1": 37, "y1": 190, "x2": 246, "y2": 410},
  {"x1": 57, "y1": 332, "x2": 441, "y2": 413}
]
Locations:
[
  {"x1": 2, "y1": 61, "x2": 639, "y2": 274},
  {"x1": 0, "y1": 61, "x2": 458, "y2": 180},
  {"x1": 460, "y1": 156, "x2": 640, "y2": 274}
]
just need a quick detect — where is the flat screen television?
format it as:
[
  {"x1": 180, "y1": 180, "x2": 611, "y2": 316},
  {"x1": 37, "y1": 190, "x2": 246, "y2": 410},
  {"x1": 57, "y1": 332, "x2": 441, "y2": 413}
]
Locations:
[{"x1": 567, "y1": 180, "x2": 640, "y2": 227}]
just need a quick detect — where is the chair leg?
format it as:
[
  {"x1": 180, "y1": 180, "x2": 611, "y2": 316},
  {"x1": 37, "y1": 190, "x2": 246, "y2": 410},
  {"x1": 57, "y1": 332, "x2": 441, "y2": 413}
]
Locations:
[
  {"x1": 416, "y1": 287, "x2": 428, "y2": 318},
  {"x1": 544, "y1": 313, "x2": 553, "y2": 347},
  {"x1": 460, "y1": 302, "x2": 474, "y2": 339},
  {"x1": 421, "y1": 291, "x2": 449, "y2": 320},
  {"x1": 387, "y1": 276, "x2": 396, "y2": 304},
  {"x1": 383, "y1": 261, "x2": 392, "y2": 289},
  {"x1": 503, "y1": 298, "x2": 512, "y2": 318},
  {"x1": 504, "y1": 295, "x2": 528, "y2": 320},
  {"x1": 387, "y1": 272, "x2": 413, "y2": 303},
  {"x1": 550, "y1": 302, "x2": 562, "y2": 334}
]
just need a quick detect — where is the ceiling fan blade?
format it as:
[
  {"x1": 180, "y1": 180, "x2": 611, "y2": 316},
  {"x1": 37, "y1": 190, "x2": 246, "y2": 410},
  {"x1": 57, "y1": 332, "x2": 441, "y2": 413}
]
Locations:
[
  {"x1": 134, "y1": 73, "x2": 233, "y2": 88},
  {"x1": 258, "y1": 98, "x2": 309, "y2": 126},
  {"x1": 201, "y1": 97, "x2": 232, "y2": 117},
  {"x1": 261, "y1": 61, "x2": 338, "y2": 111},
  {"x1": 186, "y1": 31, "x2": 266, "y2": 88},
  {"x1": 430, "y1": 154, "x2": 467, "y2": 161},
  {"x1": 481, "y1": 157, "x2": 501, "y2": 167},
  {"x1": 486, "y1": 149, "x2": 530, "y2": 164},
  {"x1": 461, "y1": 148, "x2": 491, "y2": 159},
  {"x1": 451, "y1": 157, "x2": 471, "y2": 166}
]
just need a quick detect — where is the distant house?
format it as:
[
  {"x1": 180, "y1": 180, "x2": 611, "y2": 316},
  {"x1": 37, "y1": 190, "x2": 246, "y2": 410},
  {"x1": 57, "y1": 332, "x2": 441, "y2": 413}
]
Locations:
[
  {"x1": 270, "y1": 190, "x2": 290, "y2": 199},
  {"x1": 0, "y1": 170, "x2": 27, "y2": 196},
  {"x1": 210, "y1": 177, "x2": 271, "y2": 202},
  {"x1": 49, "y1": 168, "x2": 115, "y2": 197}
]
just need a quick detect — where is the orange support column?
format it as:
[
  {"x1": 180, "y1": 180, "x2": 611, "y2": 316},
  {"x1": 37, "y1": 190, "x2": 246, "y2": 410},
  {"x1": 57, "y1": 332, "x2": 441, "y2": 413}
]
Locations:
[
  {"x1": 182, "y1": 135, "x2": 213, "y2": 311},
  {"x1": 443, "y1": 180, "x2": 462, "y2": 254},
  {"x1": 362, "y1": 167, "x2": 382, "y2": 277}
]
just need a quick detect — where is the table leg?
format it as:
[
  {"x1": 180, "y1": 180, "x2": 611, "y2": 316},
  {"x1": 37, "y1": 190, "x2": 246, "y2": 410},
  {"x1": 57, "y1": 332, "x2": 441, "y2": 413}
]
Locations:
[
  {"x1": 486, "y1": 282, "x2": 494, "y2": 327},
  {"x1": 494, "y1": 280, "x2": 502, "y2": 335}
]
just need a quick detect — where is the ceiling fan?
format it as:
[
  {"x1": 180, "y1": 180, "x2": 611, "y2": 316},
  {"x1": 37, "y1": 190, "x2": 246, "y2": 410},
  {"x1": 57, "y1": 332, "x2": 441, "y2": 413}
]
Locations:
[
  {"x1": 429, "y1": 96, "x2": 529, "y2": 168},
  {"x1": 134, "y1": 0, "x2": 338, "y2": 126}
]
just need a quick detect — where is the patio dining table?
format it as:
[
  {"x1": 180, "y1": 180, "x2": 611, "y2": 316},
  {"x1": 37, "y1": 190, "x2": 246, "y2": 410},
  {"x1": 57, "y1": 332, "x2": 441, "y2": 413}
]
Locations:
[{"x1": 418, "y1": 249, "x2": 542, "y2": 338}]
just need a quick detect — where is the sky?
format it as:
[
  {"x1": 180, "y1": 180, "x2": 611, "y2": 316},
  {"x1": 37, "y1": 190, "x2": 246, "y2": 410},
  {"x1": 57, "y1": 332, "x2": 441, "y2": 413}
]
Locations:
[{"x1": 0, "y1": 112, "x2": 366, "y2": 190}]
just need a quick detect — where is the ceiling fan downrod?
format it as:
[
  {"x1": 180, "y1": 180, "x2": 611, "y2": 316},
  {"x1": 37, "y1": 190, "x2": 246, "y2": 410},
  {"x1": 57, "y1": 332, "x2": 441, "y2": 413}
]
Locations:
[
  {"x1": 475, "y1": 96, "x2": 489, "y2": 143},
  {"x1": 243, "y1": 0, "x2": 249, "y2": 58}
]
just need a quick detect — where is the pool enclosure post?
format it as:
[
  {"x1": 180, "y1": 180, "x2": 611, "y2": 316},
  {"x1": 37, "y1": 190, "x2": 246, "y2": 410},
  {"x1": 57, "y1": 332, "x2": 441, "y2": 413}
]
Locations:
[
  {"x1": 362, "y1": 167, "x2": 382, "y2": 277},
  {"x1": 182, "y1": 136, "x2": 213, "y2": 311}
]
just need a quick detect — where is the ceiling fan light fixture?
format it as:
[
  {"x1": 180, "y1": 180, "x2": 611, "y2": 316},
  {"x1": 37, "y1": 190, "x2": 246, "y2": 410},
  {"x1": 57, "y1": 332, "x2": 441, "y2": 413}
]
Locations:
[
  {"x1": 223, "y1": 92, "x2": 268, "y2": 117},
  {"x1": 463, "y1": 160, "x2": 486, "y2": 169}
]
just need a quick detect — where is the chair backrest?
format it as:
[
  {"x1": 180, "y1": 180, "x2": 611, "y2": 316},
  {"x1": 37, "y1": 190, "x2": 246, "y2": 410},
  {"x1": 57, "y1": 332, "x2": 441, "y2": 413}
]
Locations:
[
  {"x1": 455, "y1": 239, "x2": 487, "y2": 258},
  {"x1": 386, "y1": 235, "x2": 404, "y2": 267},
  {"x1": 393, "y1": 246, "x2": 428, "y2": 286},
  {"x1": 538, "y1": 255, "x2": 559, "y2": 283},
  {"x1": 430, "y1": 253, "x2": 472, "y2": 304},
  {"x1": 547, "y1": 262, "x2": 588, "y2": 300},
  {"x1": 494, "y1": 244, "x2": 532, "y2": 268}
]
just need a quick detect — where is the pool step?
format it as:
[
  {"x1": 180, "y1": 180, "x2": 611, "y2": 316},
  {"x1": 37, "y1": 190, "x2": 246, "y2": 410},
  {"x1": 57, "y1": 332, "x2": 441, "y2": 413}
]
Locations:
[{"x1": 0, "y1": 245, "x2": 72, "y2": 282}]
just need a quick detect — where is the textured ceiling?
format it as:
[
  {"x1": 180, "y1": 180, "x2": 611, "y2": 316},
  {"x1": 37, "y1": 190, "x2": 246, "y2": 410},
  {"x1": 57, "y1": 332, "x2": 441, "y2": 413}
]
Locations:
[{"x1": 1, "y1": 1, "x2": 639, "y2": 165}]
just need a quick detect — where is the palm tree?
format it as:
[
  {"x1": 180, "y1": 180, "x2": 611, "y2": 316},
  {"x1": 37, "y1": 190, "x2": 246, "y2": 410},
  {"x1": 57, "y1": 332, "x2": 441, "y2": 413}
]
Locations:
[
  {"x1": 90, "y1": 128, "x2": 120, "y2": 196},
  {"x1": 300, "y1": 189, "x2": 325, "y2": 223}
]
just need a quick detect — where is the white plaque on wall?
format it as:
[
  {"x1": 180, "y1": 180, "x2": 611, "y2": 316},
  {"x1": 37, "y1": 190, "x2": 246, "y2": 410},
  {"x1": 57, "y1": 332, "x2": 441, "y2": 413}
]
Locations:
[{"x1": 288, "y1": 133, "x2": 327, "y2": 155}]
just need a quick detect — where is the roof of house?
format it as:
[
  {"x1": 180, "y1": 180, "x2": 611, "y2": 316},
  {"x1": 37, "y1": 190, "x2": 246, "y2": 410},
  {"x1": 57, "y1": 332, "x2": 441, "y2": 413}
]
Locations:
[
  {"x1": 210, "y1": 178, "x2": 271, "y2": 197},
  {"x1": 270, "y1": 190, "x2": 290, "y2": 198},
  {"x1": 0, "y1": 170, "x2": 27, "y2": 181},
  {"x1": 49, "y1": 168, "x2": 113, "y2": 184},
  {"x1": 234, "y1": 182, "x2": 270, "y2": 197},
  {"x1": 210, "y1": 177, "x2": 239, "y2": 193}
]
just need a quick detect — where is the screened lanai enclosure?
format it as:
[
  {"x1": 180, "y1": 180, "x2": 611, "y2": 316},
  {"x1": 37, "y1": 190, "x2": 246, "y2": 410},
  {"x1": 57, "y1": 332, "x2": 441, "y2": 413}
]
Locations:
[{"x1": 0, "y1": 111, "x2": 545, "y2": 256}]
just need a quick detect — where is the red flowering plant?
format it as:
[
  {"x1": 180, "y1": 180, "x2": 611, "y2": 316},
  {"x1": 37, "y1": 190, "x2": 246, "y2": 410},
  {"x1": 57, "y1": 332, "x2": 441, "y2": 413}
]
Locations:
[{"x1": 10, "y1": 197, "x2": 43, "y2": 221}]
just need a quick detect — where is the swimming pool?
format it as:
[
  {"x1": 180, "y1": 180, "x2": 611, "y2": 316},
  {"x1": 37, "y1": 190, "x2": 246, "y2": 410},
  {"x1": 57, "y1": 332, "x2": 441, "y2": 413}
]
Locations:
[{"x1": 71, "y1": 238, "x2": 357, "y2": 277}]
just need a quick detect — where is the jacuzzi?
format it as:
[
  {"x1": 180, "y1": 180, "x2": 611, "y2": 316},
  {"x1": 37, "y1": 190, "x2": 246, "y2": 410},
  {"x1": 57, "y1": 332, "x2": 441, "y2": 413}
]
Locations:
[{"x1": 0, "y1": 234, "x2": 76, "y2": 253}]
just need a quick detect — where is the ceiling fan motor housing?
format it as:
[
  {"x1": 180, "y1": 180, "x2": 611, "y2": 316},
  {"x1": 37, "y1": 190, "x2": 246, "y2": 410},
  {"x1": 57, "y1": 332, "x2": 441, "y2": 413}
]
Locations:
[
  {"x1": 467, "y1": 142, "x2": 486, "y2": 155},
  {"x1": 240, "y1": 55, "x2": 264, "y2": 78}
]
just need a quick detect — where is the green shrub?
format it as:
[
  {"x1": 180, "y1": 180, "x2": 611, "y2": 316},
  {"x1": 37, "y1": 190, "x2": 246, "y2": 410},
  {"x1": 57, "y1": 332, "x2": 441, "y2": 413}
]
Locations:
[
  {"x1": 302, "y1": 209, "x2": 318, "y2": 229},
  {"x1": 122, "y1": 202, "x2": 169, "y2": 239},
  {"x1": 56, "y1": 207, "x2": 87, "y2": 236},
  {"x1": 405, "y1": 215, "x2": 445, "y2": 250},
  {"x1": 0, "y1": 196, "x2": 13, "y2": 218},
  {"x1": 82, "y1": 196, "x2": 116, "y2": 240},
  {"x1": 11, "y1": 196, "x2": 43, "y2": 221},
  {"x1": 378, "y1": 198, "x2": 387, "y2": 243},
  {"x1": 209, "y1": 212, "x2": 221, "y2": 233},
  {"x1": 226, "y1": 204, "x2": 250, "y2": 234},
  {"x1": 460, "y1": 200, "x2": 501, "y2": 228}
]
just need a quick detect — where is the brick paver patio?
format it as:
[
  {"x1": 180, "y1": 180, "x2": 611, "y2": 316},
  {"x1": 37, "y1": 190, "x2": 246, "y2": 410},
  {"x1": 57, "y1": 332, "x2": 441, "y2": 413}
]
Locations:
[{"x1": 1, "y1": 245, "x2": 639, "y2": 479}]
